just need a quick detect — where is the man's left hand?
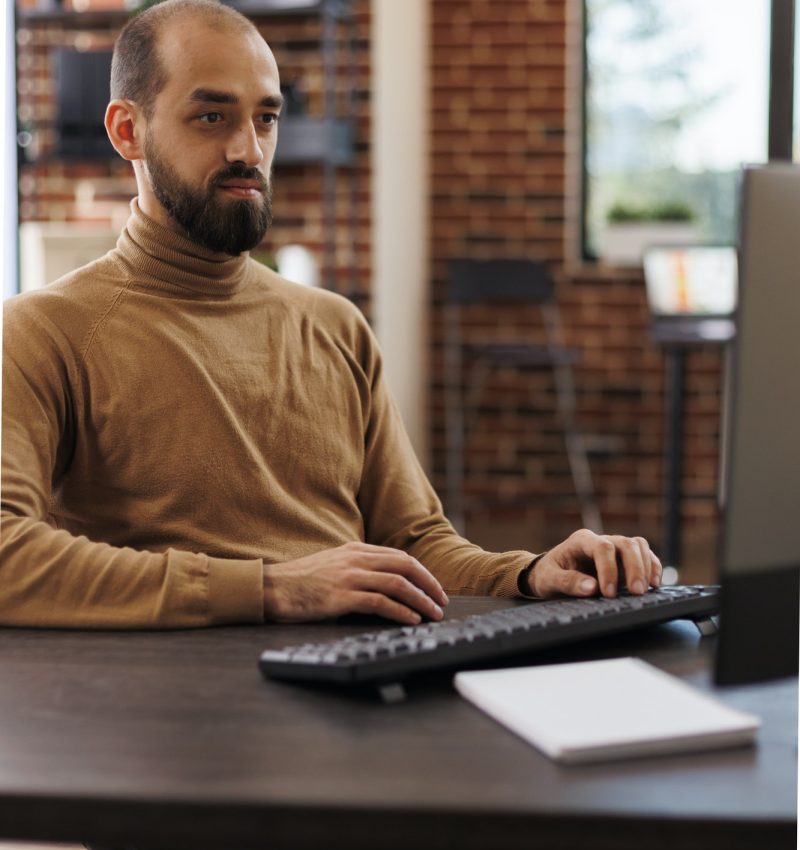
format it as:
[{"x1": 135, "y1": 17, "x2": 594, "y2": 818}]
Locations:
[{"x1": 525, "y1": 529, "x2": 663, "y2": 599}]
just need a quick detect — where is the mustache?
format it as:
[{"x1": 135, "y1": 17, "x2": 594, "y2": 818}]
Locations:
[{"x1": 211, "y1": 164, "x2": 270, "y2": 193}]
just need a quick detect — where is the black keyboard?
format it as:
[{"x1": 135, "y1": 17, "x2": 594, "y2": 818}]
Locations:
[{"x1": 259, "y1": 585, "x2": 719, "y2": 688}]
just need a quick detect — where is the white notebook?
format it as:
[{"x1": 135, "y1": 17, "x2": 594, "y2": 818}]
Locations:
[{"x1": 454, "y1": 657, "x2": 760, "y2": 764}]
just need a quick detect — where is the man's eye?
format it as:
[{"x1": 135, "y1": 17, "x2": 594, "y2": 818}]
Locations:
[
  {"x1": 259, "y1": 113, "x2": 278, "y2": 126},
  {"x1": 198, "y1": 112, "x2": 223, "y2": 124}
]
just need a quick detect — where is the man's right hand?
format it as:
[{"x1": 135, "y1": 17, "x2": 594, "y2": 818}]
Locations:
[{"x1": 262, "y1": 542, "x2": 449, "y2": 625}]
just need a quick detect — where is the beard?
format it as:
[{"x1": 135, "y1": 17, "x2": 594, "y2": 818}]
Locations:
[{"x1": 143, "y1": 133, "x2": 273, "y2": 256}]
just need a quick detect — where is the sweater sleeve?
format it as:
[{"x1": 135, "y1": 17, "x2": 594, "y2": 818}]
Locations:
[
  {"x1": 1, "y1": 300, "x2": 265, "y2": 629},
  {"x1": 353, "y1": 315, "x2": 539, "y2": 597}
]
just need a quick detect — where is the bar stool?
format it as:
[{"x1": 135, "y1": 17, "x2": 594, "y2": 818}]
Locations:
[{"x1": 444, "y1": 258, "x2": 603, "y2": 535}]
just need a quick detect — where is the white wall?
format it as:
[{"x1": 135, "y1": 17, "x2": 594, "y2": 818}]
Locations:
[
  {"x1": 2, "y1": 0, "x2": 18, "y2": 301},
  {"x1": 371, "y1": 0, "x2": 430, "y2": 466}
]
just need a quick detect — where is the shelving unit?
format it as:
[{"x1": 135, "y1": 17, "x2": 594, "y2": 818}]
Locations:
[
  {"x1": 253, "y1": 0, "x2": 359, "y2": 294},
  {"x1": 15, "y1": 0, "x2": 360, "y2": 295}
]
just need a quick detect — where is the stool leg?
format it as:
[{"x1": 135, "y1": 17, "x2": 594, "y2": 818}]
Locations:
[
  {"x1": 544, "y1": 303, "x2": 603, "y2": 534},
  {"x1": 444, "y1": 305, "x2": 466, "y2": 533}
]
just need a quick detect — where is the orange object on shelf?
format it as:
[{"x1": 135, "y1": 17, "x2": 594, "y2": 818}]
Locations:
[
  {"x1": 673, "y1": 250, "x2": 690, "y2": 313},
  {"x1": 64, "y1": 0, "x2": 127, "y2": 11}
]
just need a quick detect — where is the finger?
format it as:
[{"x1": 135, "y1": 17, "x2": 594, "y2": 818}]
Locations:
[
  {"x1": 338, "y1": 542, "x2": 448, "y2": 602},
  {"x1": 646, "y1": 543, "x2": 663, "y2": 588},
  {"x1": 612, "y1": 536, "x2": 647, "y2": 594},
  {"x1": 631, "y1": 536, "x2": 655, "y2": 588},
  {"x1": 348, "y1": 590, "x2": 423, "y2": 625},
  {"x1": 375, "y1": 557, "x2": 449, "y2": 608},
  {"x1": 584, "y1": 533, "x2": 620, "y2": 598},
  {"x1": 554, "y1": 568, "x2": 598, "y2": 598},
  {"x1": 351, "y1": 550, "x2": 448, "y2": 607},
  {"x1": 342, "y1": 541, "x2": 412, "y2": 556},
  {"x1": 353, "y1": 569, "x2": 444, "y2": 621},
  {"x1": 545, "y1": 530, "x2": 618, "y2": 597},
  {"x1": 635, "y1": 538, "x2": 650, "y2": 578},
  {"x1": 527, "y1": 550, "x2": 598, "y2": 599}
]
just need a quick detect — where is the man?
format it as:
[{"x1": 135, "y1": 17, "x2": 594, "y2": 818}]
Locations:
[{"x1": 1, "y1": 0, "x2": 661, "y2": 629}]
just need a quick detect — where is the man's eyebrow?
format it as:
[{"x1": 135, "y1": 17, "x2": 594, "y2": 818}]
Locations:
[
  {"x1": 259, "y1": 94, "x2": 284, "y2": 109},
  {"x1": 189, "y1": 88, "x2": 237, "y2": 104},
  {"x1": 188, "y1": 89, "x2": 284, "y2": 109}
]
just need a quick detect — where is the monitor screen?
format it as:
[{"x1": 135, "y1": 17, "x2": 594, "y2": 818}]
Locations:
[
  {"x1": 643, "y1": 245, "x2": 738, "y2": 317},
  {"x1": 715, "y1": 164, "x2": 800, "y2": 686},
  {"x1": 55, "y1": 49, "x2": 115, "y2": 159}
]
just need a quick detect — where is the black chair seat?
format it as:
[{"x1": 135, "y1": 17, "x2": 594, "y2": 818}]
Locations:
[{"x1": 445, "y1": 257, "x2": 602, "y2": 534}]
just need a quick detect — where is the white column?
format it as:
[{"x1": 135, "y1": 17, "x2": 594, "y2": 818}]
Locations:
[
  {"x1": 2, "y1": 0, "x2": 19, "y2": 301},
  {"x1": 371, "y1": 0, "x2": 430, "y2": 467}
]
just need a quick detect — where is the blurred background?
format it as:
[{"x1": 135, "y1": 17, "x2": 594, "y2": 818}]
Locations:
[{"x1": 5, "y1": 0, "x2": 799, "y2": 584}]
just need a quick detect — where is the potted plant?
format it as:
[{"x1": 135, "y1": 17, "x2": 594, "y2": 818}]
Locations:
[{"x1": 601, "y1": 200, "x2": 698, "y2": 266}]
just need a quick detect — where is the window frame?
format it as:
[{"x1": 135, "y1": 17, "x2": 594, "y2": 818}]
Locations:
[{"x1": 579, "y1": 0, "x2": 796, "y2": 263}]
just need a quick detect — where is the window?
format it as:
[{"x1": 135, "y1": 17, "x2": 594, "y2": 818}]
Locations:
[
  {"x1": 583, "y1": 0, "x2": 772, "y2": 264},
  {"x1": 794, "y1": 0, "x2": 800, "y2": 158}
]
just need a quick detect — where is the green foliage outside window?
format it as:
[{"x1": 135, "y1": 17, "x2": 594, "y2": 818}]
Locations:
[{"x1": 584, "y1": 0, "x2": 769, "y2": 261}]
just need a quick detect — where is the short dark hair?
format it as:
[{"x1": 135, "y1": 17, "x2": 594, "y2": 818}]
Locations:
[{"x1": 110, "y1": 0, "x2": 257, "y2": 117}]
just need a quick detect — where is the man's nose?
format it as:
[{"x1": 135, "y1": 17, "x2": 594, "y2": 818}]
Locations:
[{"x1": 225, "y1": 122, "x2": 264, "y2": 167}]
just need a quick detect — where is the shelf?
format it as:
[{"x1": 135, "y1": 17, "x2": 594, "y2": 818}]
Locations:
[
  {"x1": 16, "y1": 0, "x2": 351, "y2": 27},
  {"x1": 16, "y1": 7, "x2": 130, "y2": 28},
  {"x1": 226, "y1": 0, "x2": 351, "y2": 17},
  {"x1": 20, "y1": 116, "x2": 356, "y2": 165}
]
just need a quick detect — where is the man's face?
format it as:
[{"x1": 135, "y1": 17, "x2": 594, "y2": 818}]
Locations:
[
  {"x1": 143, "y1": 128, "x2": 273, "y2": 256},
  {"x1": 140, "y1": 22, "x2": 283, "y2": 255}
]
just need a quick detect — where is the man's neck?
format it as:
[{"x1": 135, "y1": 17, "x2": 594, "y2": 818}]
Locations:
[
  {"x1": 136, "y1": 182, "x2": 184, "y2": 238},
  {"x1": 116, "y1": 199, "x2": 251, "y2": 297}
]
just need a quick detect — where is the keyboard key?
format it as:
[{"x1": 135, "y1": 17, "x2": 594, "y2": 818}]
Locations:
[{"x1": 259, "y1": 586, "x2": 721, "y2": 686}]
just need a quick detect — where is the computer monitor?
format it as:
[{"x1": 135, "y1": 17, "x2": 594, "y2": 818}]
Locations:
[
  {"x1": 715, "y1": 163, "x2": 800, "y2": 686},
  {"x1": 54, "y1": 49, "x2": 115, "y2": 159},
  {"x1": 643, "y1": 245, "x2": 738, "y2": 318},
  {"x1": 643, "y1": 245, "x2": 738, "y2": 344}
]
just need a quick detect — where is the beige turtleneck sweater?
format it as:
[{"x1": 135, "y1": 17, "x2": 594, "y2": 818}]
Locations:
[{"x1": 1, "y1": 201, "x2": 536, "y2": 629}]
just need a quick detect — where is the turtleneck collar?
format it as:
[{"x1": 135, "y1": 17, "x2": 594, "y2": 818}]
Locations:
[{"x1": 115, "y1": 198, "x2": 251, "y2": 297}]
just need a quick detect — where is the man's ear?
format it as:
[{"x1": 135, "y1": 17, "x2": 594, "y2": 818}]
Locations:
[{"x1": 105, "y1": 99, "x2": 145, "y2": 161}]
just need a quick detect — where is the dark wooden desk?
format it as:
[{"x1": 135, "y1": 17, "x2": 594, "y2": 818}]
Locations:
[{"x1": 0, "y1": 597, "x2": 796, "y2": 850}]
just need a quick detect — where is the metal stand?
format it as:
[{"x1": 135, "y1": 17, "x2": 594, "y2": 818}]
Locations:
[
  {"x1": 693, "y1": 615, "x2": 719, "y2": 637},
  {"x1": 662, "y1": 347, "x2": 686, "y2": 570},
  {"x1": 321, "y1": 0, "x2": 337, "y2": 291}
]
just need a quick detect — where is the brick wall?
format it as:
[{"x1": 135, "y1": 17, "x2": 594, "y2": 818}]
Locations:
[
  {"x1": 16, "y1": 0, "x2": 372, "y2": 307},
  {"x1": 15, "y1": 0, "x2": 721, "y2": 578},
  {"x1": 428, "y1": 0, "x2": 722, "y2": 579}
]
